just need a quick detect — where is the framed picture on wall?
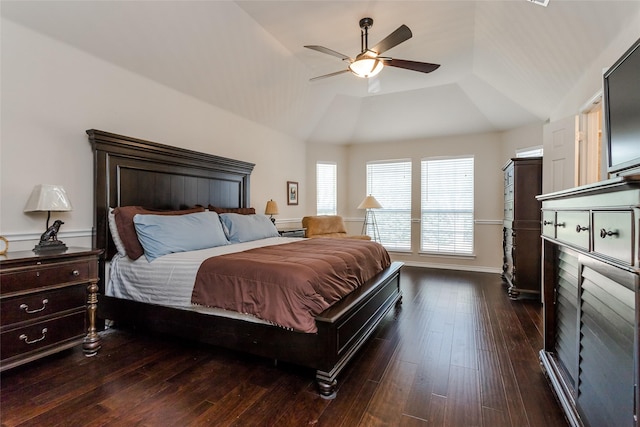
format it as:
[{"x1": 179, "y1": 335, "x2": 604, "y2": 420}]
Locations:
[{"x1": 287, "y1": 181, "x2": 298, "y2": 205}]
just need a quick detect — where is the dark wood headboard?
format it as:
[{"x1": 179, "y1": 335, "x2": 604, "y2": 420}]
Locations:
[{"x1": 88, "y1": 129, "x2": 255, "y2": 287}]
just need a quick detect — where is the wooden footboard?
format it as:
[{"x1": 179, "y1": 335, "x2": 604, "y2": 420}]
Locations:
[{"x1": 98, "y1": 262, "x2": 402, "y2": 397}]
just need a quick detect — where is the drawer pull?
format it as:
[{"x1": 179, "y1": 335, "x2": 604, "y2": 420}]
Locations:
[
  {"x1": 19, "y1": 328, "x2": 48, "y2": 345},
  {"x1": 72, "y1": 270, "x2": 80, "y2": 276},
  {"x1": 576, "y1": 225, "x2": 589, "y2": 233},
  {"x1": 600, "y1": 229, "x2": 619, "y2": 238},
  {"x1": 19, "y1": 299, "x2": 49, "y2": 314}
]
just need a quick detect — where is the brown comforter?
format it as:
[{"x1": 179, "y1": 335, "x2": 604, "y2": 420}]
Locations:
[{"x1": 191, "y1": 238, "x2": 391, "y2": 333}]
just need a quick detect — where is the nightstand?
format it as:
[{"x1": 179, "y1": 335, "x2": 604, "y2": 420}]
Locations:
[
  {"x1": 0, "y1": 247, "x2": 102, "y2": 371},
  {"x1": 277, "y1": 227, "x2": 306, "y2": 238}
]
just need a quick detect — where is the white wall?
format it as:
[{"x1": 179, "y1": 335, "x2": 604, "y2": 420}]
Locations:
[
  {"x1": 551, "y1": 12, "x2": 640, "y2": 123},
  {"x1": 501, "y1": 121, "x2": 544, "y2": 161},
  {"x1": 0, "y1": 19, "x2": 306, "y2": 251}
]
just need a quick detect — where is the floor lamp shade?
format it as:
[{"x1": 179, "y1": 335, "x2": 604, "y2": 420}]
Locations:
[{"x1": 357, "y1": 195, "x2": 382, "y2": 210}]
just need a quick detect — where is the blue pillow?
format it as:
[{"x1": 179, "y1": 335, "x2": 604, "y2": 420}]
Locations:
[
  {"x1": 133, "y1": 211, "x2": 229, "y2": 261},
  {"x1": 219, "y1": 213, "x2": 280, "y2": 243}
]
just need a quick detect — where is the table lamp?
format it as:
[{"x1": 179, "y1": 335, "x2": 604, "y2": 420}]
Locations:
[
  {"x1": 24, "y1": 184, "x2": 73, "y2": 252},
  {"x1": 265, "y1": 199, "x2": 279, "y2": 225}
]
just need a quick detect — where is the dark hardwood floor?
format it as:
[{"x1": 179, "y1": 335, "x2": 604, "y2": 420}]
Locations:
[{"x1": 1, "y1": 266, "x2": 567, "y2": 426}]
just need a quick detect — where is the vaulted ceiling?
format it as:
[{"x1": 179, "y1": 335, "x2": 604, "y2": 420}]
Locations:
[{"x1": 3, "y1": 1, "x2": 639, "y2": 144}]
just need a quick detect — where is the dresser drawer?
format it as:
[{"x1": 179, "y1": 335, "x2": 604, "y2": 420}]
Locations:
[
  {"x1": 0, "y1": 259, "x2": 93, "y2": 295},
  {"x1": 1, "y1": 284, "x2": 86, "y2": 326},
  {"x1": 542, "y1": 211, "x2": 556, "y2": 238},
  {"x1": 556, "y1": 211, "x2": 590, "y2": 251},
  {"x1": 504, "y1": 199, "x2": 514, "y2": 220},
  {"x1": 0, "y1": 311, "x2": 85, "y2": 362},
  {"x1": 592, "y1": 211, "x2": 634, "y2": 265}
]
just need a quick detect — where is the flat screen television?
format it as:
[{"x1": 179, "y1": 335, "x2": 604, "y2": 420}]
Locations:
[{"x1": 603, "y1": 37, "x2": 640, "y2": 176}]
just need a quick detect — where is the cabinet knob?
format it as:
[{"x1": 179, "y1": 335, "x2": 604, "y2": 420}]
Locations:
[
  {"x1": 576, "y1": 225, "x2": 589, "y2": 233},
  {"x1": 599, "y1": 228, "x2": 619, "y2": 238},
  {"x1": 72, "y1": 270, "x2": 80, "y2": 276},
  {"x1": 556, "y1": 222, "x2": 566, "y2": 228},
  {"x1": 543, "y1": 220, "x2": 554, "y2": 226}
]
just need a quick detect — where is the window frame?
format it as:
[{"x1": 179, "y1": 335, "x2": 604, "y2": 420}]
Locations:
[{"x1": 420, "y1": 155, "x2": 475, "y2": 256}]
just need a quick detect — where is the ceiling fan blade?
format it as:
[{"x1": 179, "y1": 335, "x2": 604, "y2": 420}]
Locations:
[
  {"x1": 382, "y1": 58, "x2": 440, "y2": 74},
  {"x1": 371, "y1": 24, "x2": 412, "y2": 55},
  {"x1": 310, "y1": 69, "x2": 350, "y2": 81},
  {"x1": 304, "y1": 45, "x2": 353, "y2": 61}
]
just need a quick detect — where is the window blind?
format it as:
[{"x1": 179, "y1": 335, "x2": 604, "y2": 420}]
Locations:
[
  {"x1": 316, "y1": 162, "x2": 337, "y2": 215},
  {"x1": 366, "y1": 160, "x2": 412, "y2": 250},
  {"x1": 421, "y1": 156, "x2": 474, "y2": 255}
]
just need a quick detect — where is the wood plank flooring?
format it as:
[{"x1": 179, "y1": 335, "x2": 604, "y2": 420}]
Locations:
[{"x1": 1, "y1": 266, "x2": 568, "y2": 426}]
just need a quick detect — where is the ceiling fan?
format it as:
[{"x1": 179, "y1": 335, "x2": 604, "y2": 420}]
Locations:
[{"x1": 305, "y1": 17, "x2": 440, "y2": 81}]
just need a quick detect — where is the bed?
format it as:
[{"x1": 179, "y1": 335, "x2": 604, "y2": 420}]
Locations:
[{"x1": 88, "y1": 129, "x2": 403, "y2": 398}]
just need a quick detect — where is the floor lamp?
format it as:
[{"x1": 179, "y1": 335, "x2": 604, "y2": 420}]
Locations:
[{"x1": 358, "y1": 194, "x2": 382, "y2": 242}]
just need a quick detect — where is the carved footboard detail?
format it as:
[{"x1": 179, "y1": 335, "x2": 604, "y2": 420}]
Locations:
[{"x1": 314, "y1": 262, "x2": 403, "y2": 399}]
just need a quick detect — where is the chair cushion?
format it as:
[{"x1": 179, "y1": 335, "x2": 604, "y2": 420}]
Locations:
[{"x1": 301, "y1": 215, "x2": 371, "y2": 240}]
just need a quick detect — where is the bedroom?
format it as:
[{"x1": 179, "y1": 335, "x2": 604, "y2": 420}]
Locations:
[{"x1": 1, "y1": 1, "x2": 640, "y2": 425}]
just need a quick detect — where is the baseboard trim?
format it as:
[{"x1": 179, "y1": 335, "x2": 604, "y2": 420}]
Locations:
[{"x1": 396, "y1": 260, "x2": 502, "y2": 274}]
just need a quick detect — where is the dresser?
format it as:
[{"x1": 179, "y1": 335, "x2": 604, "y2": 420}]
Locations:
[
  {"x1": 0, "y1": 247, "x2": 102, "y2": 371},
  {"x1": 538, "y1": 176, "x2": 639, "y2": 427},
  {"x1": 502, "y1": 157, "x2": 543, "y2": 299}
]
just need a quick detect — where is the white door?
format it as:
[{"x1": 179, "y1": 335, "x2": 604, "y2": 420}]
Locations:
[{"x1": 542, "y1": 115, "x2": 578, "y2": 194}]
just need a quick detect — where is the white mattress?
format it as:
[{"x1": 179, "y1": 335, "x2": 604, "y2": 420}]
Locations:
[{"x1": 107, "y1": 236, "x2": 304, "y2": 323}]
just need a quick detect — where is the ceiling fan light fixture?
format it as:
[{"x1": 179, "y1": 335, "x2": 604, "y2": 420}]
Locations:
[{"x1": 349, "y1": 58, "x2": 384, "y2": 78}]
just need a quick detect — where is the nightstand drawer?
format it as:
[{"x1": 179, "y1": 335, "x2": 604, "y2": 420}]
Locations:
[
  {"x1": 1, "y1": 284, "x2": 86, "y2": 326},
  {"x1": 0, "y1": 311, "x2": 85, "y2": 362},
  {"x1": 0, "y1": 259, "x2": 93, "y2": 295}
]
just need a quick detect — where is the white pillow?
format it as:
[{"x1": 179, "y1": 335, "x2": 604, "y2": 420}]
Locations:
[
  {"x1": 219, "y1": 213, "x2": 280, "y2": 243},
  {"x1": 108, "y1": 207, "x2": 127, "y2": 257},
  {"x1": 133, "y1": 211, "x2": 229, "y2": 262}
]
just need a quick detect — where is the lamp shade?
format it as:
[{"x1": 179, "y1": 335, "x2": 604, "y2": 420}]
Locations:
[
  {"x1": 357, "y1": 195, "x2": 382, "y2": 209},
  {"x1": 264, "y1": 199, "x2": 279, "y2": 216},
  {"x1": 24, "y1": 185, "x2": 73, "y2": 212}
]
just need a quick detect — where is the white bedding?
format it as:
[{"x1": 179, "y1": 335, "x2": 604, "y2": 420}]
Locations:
[{"x1": 107, "y1": 236, "x2": 304, "y2": 322}]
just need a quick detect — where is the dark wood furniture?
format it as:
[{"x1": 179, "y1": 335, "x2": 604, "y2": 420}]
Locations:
[
  {"x1": 502, "y1": 157, "x2": 542, "y2": 299},
  {"x1": 538, "y1": 176, "x2": 639, "y2": 427},
  {"x1": 0, "y1": 247, "x2": 102, "y2": 371},
  {"x1": 88, "y1": 129, "x2": 403, "y2": 398}
]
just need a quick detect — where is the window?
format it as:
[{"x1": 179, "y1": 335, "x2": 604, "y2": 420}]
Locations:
[
  {"x1": 365, "y1": 160, "x2": 412, "y2": 250},
  {"x1": 516, "y1": 146, "x2": 543, "y2": 157},
  {"x1": 316, "y1": 162, "x2": 337, "y2": 215},
  {"x1": 421, "y1": 156, "x2": 474, "y2": 255}
]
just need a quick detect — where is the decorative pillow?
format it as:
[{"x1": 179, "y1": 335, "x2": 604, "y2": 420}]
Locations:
[
  {"x1": 208, "y1": 206, "x2": 256, "y2": 215},
  {"x1": 108, "y1": 208, "x2": 127, "y2": 257},
  {"x1": 113, "y1": 205, "x2": 205, "y2": 260},
  {"x1": 133, "y1": 211, "x2": 229, "y2": 262},
  {"x1": 219, "y1": 213, "x2": 279, "y2": 243}
]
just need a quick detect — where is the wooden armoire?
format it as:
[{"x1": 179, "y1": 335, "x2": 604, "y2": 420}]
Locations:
[{"x1": 502, "y1": 157, "x2": 543, "y2": 299}]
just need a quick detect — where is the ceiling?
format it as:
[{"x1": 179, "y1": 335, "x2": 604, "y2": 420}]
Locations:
[{"x1": 2, "y1": 1, "x2": 639, "y2": 145}]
